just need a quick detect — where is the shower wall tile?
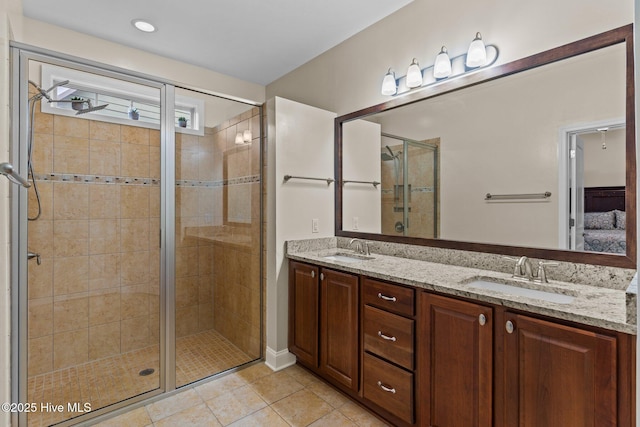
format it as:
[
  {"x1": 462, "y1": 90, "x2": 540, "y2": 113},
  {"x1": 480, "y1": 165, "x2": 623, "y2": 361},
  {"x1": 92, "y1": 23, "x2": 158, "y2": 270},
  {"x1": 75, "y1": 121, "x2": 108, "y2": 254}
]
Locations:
[
  {"x1": 89, "y1": 253, "x2": 121, "y2": 290},
  {"x1": 28, "y1": 335, "x2": 53, "y2": 375},
  {"x1": 90, "y1": 140, "x2": 121, "y2": 176},
  {"x1": 53, "y1": 219, "x2": 89, "y2": 257},
  {"x1": 89, "y1": 184, "x2": 121, "y2": 219},
  {"x1": 53, "y1": 294, "x2": 89, "y2": 332},
  {"x1": 121, "y1": 125, "x2": 149, "y2": 145},
  {"x1": 33, "y1": 133, "x2": 54, "y2": 175},
  {"x1": 53, "y1": 115, "x2": 89, "y2": 139},
  {"x1": 89, "y1": 321, "x2": 121, "y2": 360},
  {"x1": 29, "y1": 114, "x2": 162, "y2": 378},
  {"x1": 89, "y1": 289, "x2": 121, "y2": 326},
  {"x1": 27, "y1": 219, "x2": 54, "y2": 258},
  {"x1": 176, "y1": 276, "x2": 199, "y2": 309},
  {"x1": 28, "y1": 257, "x2": 53, "y2": 299},
  {"x1": 150, "y1": 129, "x2": 161, "y2": 147},
  {"x1": 121, "y1": 143, "x2": 150, "y2": 177},
  {"x1": 53, "y1": 183, "x2": 90, "y2": 220},
  {"x1": 121, "y1": 219, "x2": 150, "y2": 252},
  {"x1": 89, "y1": 219, "x2": 121, "y2": 254},
  {"x1": 121, "y1": 284, "x2": 150, "y2": 320},
  {"x1": 28, "y1": 296, "x2": 53, "y2": 338},
  {"x1": 29, "y1": 181, "x2": 53, "y2": 220},
  {"x1": 34, "y1": 110, "x2": 54, "y2": 134},
  {"x1": 53, "y1": 329, "x2": 89, "y2": 370},
  {"x1": 121, "y1": 316, "x2": 150, "y2": 353},
  {"x1": 53, "y1": 258, "x2": 89, "y2": 298},
  {"x1": 120, "y1": 186, "x2": 150, "y2": 218},
  {"x1": 53, "y1": 136, "x2": 90, "y2": 174},
  {"x1": 89, "y1": 121, "x2": 121, "y2": 142},
  {"x1": 120, "y1": 251, "x2": 150, "y2": 286}
]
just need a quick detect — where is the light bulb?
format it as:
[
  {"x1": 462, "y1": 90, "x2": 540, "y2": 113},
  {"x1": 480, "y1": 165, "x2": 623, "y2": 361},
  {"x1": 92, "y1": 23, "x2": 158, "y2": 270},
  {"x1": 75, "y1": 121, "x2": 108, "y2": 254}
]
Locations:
[
  {"x1": 381, "y1": 69, "x2": 397, "y2": 96},
  {"x1": 235, "y1": 132, "x2": 244, "y2": 145},
  {"x1": 466, "y1": 32, "x2": 487, "y2": 68},
  {"x1": 243, "y1": 129, "x2": 252, "y2": 142},
  {"x1": 406, "y1": 58, "x2": 423, "y2": 89},
  {"x1": 433, "y1": 46, "x2": 452, "y2": 79}
]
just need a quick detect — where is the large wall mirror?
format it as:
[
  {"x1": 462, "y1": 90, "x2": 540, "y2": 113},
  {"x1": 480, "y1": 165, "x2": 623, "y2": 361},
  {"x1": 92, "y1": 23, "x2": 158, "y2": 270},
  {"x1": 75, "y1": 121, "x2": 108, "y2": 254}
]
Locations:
[{"x1": 336, "y1": 25, "x2": 636, "y2": 268}]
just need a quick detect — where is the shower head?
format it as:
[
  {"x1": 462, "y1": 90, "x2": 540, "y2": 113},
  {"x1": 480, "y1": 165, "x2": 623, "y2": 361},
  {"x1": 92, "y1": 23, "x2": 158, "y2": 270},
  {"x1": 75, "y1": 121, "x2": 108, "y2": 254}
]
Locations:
[
  {"x1": 75, "y1": 100, "x2": 109, "y2": 115},
  {"x1": 381, "y1": 152, "x2": 395, "y2": 161},
  {"x1": 28, "y1": 80, "x2": 71, "y2": 102},
  {"x1": 384, "y1": 145, "x2": 402, "y2": 159}
]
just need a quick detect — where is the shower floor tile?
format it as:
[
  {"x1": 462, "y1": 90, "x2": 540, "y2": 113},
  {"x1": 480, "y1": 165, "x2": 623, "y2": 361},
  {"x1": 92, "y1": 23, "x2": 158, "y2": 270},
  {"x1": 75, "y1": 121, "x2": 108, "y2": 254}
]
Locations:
[{"x1": 26, "y1": 329, "x2": 252, "y2": 427}]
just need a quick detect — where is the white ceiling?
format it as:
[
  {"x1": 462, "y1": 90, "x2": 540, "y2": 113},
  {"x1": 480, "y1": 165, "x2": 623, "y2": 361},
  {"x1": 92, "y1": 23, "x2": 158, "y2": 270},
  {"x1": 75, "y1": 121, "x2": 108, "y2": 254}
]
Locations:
[{"x1": 22, "y1": 0, "x2": 413, "y2": 86}]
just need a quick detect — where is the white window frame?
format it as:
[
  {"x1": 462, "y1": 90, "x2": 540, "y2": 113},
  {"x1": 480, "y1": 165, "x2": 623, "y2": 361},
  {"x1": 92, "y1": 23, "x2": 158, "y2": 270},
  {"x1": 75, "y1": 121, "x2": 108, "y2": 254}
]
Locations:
[{"x1": 40, "y1": 64, "x2": 205, "y2": 136}]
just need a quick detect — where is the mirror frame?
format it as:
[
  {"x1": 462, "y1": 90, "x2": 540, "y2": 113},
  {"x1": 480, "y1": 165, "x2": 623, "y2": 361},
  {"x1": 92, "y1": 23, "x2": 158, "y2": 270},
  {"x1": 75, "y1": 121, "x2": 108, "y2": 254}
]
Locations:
[{"x1": 335, "y1": 24, "x2": 636, "y2": 269}]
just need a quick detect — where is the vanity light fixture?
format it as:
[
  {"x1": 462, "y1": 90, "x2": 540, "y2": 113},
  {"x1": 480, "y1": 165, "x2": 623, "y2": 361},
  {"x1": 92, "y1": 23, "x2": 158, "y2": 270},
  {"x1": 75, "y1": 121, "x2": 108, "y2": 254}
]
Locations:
[
  {"x1": 132, "y1": 19, "x2": 157, "y2": 33},
  {"x1": 466, "y1": 32, "x2": 487, "y2": 68},
  {"x1": 379, "y1": 31, "x2": 498, "y2": 96},
  {"x1": 381, "y1": 68, "x2": 397, "y2": 96},
  {"x1": 406, "y1": 58, "x2": 423, "y2": 89},
  {"x1": 235, "y1": 130, "x2": 253, "y2": 145},
  {"x1": 433, "y1": 46, "x2": 452, "y2": 79}
]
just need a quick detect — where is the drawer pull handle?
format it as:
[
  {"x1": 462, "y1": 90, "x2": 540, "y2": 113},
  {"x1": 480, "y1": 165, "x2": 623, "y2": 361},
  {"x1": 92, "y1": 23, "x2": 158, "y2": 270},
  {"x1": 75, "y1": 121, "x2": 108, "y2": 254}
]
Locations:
[
  {"x1": 377, "y1": 292, "x2": 397, "y2": 302},
  {"x1": 377, "y1": 331, "x2": 397, "y2": 342},
  {"x1": 377, "y1": 381, "x2": 396, "y2": 394},
  {"x1": 311, "y1": 271, "x2": 315, "y2": 278}
]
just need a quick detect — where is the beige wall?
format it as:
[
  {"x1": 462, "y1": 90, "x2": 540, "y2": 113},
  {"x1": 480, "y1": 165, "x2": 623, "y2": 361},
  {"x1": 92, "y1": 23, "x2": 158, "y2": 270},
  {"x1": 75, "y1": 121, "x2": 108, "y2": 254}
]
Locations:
[
  {"x1": 582, "y1": 129, "x2": 626, "y2": 187},
  {"x1": 343, "y1": 120, "x2": 381, "y2": 233},
  {"x1": 266, "y1": 0, "x2": 633, "y2": 115}
]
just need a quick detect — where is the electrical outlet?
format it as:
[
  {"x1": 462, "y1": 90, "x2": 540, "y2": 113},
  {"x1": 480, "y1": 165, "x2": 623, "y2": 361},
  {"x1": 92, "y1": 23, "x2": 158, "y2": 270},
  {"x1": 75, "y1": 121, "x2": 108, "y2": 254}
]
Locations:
[
  {"x1": 353, "y1": 217, "x2": 359, "y2": 230},
  {"x1": 312, "y1": 218, "x2": 319, "y2": 233}
]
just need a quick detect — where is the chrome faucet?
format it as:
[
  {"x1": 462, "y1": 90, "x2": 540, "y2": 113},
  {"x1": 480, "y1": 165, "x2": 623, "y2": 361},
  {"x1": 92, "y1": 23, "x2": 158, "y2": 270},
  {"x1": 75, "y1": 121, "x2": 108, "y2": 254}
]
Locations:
[
  {"x1": 349, "y1": 238, "x2": 370, "y2": 255},
  {"x1": 514, "y1": 256, "x2": 534, "y2": 280},
  {"x1": 505, "y1": 256, "x2": 558, "y2": 283}
]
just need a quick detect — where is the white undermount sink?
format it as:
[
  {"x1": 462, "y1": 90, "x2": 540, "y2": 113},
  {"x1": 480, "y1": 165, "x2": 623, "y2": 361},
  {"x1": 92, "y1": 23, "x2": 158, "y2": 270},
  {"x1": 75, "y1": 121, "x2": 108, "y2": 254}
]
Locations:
[
  {"x1": 466, "y1": 278, "x2": 576, "y2": 304},
  {"x1": 322, "y1": 252, "x2": 375, "y2": 263}
]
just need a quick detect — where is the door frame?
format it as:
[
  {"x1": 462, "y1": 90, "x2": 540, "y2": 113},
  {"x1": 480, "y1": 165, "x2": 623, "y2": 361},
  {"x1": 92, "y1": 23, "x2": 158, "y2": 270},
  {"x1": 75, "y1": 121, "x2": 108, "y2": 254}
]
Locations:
[
  {"x1": 10, "y1": 45, "x2": 174, "y2": 427},
  {"x1": 557, "y1": 118, "x2": 625, "y2": 250}
]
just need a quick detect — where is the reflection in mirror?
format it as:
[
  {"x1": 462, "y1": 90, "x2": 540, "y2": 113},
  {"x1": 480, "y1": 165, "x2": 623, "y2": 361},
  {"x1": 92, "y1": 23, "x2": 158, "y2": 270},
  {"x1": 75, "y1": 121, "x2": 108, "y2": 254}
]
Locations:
[{"x1": 337, "y1": 25, "x2": 635, "y2": 268}]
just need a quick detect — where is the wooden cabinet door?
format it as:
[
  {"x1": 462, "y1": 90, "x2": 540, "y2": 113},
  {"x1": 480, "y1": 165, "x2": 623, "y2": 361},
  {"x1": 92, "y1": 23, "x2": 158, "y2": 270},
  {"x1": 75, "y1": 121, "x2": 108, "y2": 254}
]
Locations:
[
  {"x1": 420, "y1": 293, "x2": 493, "y2": 427},
  {"x1": 288, "y1": 261, "x2": 320, "y2": 367},
  {"x1": 321, "y1": 268, "x2": 359, "y2": 391},
  {"x1": 503, "y1": 313, "x2": 617, "y2": 427}
]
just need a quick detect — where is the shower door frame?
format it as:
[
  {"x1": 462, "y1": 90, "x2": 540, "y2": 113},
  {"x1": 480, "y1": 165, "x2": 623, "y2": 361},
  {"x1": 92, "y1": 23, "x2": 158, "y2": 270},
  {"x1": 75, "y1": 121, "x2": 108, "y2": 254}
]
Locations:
[{"x1": 9, "y1": 45, "x2": 176, "y2": 427}]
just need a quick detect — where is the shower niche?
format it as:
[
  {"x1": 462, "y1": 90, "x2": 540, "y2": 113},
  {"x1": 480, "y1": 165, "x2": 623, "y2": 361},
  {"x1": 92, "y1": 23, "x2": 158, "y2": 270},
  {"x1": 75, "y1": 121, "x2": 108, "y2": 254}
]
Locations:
[{"x1": 14, "y1": 54, "x2": 262, "y2": 426}]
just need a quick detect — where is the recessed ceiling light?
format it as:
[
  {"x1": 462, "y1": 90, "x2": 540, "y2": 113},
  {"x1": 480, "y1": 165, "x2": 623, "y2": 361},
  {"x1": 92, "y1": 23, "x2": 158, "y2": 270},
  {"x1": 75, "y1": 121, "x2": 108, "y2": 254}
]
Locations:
[{"x1": 132, "y1": 19, "x2": 156, "y2": 33}]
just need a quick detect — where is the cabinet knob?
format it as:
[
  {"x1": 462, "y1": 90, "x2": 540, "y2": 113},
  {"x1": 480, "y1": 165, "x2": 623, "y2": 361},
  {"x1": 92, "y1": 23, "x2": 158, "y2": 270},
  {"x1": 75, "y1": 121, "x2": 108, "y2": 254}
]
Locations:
[
  {"x1": 311, "y1": 271, "x2": 315, "y2": 278},
  {"x1": 505, "y1": 320, "x2": 515, "y2": 334},
  {"x1": 377, "y1": 331, "x2": 397, "y2": 342},
  {"x1": 377, "y1": 381, "x2": 396, "y2": 394},
  {"x1": 377, "y1": 292, "x2": 397, "y2": 302},
  {"x1": 320, "y1": 273, "x2": 324, "y2": 281},
  {"x1": 479, "y1": 314, "x2": 487, "y2": 326}
]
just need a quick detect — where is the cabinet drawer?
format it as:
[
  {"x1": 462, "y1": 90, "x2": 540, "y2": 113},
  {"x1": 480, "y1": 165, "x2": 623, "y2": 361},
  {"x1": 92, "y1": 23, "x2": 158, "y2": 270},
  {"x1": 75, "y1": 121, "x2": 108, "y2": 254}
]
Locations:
[
  {"x1": 363, "y1": 278, "x2": 415, "y2": 316},
  {"x1": 363, "y1": 353, "x2": 414, "y2": 424},
  {"x1": 364, "y1": 305, "x2": 414, "y2": 370}
]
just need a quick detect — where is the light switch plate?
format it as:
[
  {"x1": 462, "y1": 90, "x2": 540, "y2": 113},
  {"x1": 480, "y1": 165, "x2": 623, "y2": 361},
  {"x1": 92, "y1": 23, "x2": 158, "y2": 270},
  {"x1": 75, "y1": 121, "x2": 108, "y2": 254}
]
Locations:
[
  {"x1": 353, "y1": 217, "x2": 359, "y2": 230},
  {"x1": 312, "y1": 218, "x2": 319, "y2": 233}
]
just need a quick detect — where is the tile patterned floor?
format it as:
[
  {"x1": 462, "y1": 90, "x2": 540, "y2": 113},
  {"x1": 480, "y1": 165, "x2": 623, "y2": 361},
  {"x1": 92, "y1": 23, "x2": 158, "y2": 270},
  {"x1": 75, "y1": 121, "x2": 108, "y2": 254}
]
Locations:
[
  {"x1": 94, "y1": 363, "x2": 390, "y2": 427},
  {"x1": 27, "y1": 329, "x2": 253, "y2": 427}
]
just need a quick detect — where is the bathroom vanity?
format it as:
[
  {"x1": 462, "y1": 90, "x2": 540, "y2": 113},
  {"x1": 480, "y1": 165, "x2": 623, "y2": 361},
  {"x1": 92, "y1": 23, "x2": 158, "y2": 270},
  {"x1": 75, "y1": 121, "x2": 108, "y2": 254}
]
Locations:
[{"x1": 286, "y1": 240, "x2": 635, "y2": 427}]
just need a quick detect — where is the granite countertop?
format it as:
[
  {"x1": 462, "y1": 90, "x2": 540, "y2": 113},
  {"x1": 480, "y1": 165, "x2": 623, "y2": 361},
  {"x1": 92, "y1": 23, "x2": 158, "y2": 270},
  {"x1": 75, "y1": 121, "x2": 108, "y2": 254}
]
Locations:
[{"x1": 287, "y1": 246, "x2": 636, "y2": 335}]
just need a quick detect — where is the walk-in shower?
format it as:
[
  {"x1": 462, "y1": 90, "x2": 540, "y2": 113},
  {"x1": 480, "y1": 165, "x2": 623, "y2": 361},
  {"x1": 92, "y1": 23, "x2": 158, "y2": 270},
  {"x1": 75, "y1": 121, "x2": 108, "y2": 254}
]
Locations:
[
  {"x1": 381, "y1": 134, "x2": 439, "y2": 238},
  {"x1": 12, "y1": 51, "x2": 263, "y2": 427}
]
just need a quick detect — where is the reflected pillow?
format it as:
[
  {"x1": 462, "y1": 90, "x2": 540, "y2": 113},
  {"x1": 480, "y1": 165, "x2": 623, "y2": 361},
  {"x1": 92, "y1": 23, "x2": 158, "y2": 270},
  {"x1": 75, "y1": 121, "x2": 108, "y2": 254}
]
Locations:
[
  {"x1": 614, "y1": 210, "x2": 626, "y2": 230},
  {"x1": 584, "y1": 211, "x2": 615, "y2": 230}
]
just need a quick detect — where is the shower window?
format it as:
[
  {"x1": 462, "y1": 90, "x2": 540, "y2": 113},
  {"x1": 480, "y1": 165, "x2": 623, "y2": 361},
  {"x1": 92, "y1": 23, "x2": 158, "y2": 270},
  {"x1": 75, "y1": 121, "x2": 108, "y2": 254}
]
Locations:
[{"x1": 40, "y1": 64, "x2": 204, "y2": 134}]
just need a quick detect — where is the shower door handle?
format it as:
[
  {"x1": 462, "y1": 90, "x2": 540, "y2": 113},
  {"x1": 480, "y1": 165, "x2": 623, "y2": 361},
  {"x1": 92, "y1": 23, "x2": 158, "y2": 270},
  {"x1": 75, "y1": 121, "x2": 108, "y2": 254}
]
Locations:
[{"x1": 27, "y1": 252, "x2": 41, "y2": 265}]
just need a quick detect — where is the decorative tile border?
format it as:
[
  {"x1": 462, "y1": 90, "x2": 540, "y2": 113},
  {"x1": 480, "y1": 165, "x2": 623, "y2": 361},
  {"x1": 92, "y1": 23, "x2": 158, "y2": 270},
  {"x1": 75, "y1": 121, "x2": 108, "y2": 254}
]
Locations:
[{"x1": 33, "y1": 173, "x2": 261, "y2": 187}]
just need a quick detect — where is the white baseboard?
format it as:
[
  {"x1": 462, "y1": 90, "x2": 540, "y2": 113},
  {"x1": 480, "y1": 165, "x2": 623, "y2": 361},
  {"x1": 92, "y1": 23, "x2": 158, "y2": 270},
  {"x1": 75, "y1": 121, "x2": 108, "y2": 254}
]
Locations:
[{"x1": 264, "y1": 347, "x2": 296, "y2": 371}]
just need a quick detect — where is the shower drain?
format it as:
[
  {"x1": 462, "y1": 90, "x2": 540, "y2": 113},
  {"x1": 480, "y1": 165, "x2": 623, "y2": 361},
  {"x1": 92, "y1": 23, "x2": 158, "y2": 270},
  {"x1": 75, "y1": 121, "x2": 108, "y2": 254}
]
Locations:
[{"x1": 139, "y1": 368, "x2": 155, "y2": 376}]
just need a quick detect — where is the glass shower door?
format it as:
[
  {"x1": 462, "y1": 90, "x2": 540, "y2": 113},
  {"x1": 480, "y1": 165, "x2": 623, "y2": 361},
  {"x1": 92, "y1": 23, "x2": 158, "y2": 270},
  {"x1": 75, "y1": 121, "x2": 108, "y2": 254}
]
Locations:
[
  {"x1": 174, "y1": 88, "x2": 262, "y2": 387},
  {"x1": 22, "y1": 58, "x2": 162, "y2": 426}
]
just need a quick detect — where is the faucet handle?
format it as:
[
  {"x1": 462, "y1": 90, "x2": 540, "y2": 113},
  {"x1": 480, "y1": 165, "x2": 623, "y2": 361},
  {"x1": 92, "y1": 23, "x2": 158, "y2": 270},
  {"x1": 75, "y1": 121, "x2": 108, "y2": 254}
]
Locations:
[{"x1": 536, "y1": 262, "x2": 559, "y2": 283}]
